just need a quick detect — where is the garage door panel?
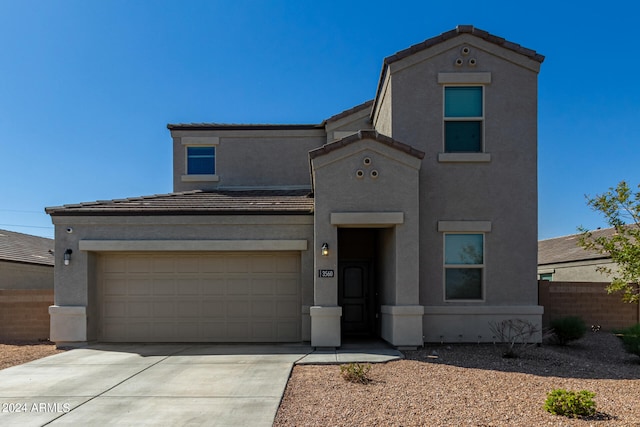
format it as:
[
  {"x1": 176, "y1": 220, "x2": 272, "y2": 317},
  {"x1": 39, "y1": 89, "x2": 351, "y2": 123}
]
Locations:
[
  {"x1": 227, "y1": 257, "x2": 250, "y2": 273},
  {"x1": 277, "y1": 279, "x2": 299, "y2": 295},
  {"x1": 154, "y1": 279, "x2": 175, "y2": 295},
  {"x1": 227, "y1": 279, "x2": 250, "y2": 295},
  {"x1": 227, "y1": 300, "x2": 249, "y2": 316},
  {"x1": 127, "y1": 257, "x2": 152, "y2": 273},
  {"x1": 252, "y1": 279, "x2": 276, "y2": 295},
  {"x1": 252, "y1": 301, "x2": 275, "y2": 317},
  {"x1": 276, "y1": 300, "x2": 299, "y2": 317},
  {"x1": 99, "y1": 252, "x2": 301, "y2": 342}
]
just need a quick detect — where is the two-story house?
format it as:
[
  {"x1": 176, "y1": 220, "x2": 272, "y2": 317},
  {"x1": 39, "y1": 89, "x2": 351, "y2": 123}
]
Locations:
[{"x1": 46, "y1": 26, "x2": 544, "y2": 348}]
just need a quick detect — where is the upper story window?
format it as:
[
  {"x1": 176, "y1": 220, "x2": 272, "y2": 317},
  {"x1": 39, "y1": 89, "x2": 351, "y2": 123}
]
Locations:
[
  {"x1": 444, "y1": 233, "x2": 484, "y2": 300},
  {"x1": 187, "y1": 146, "x2": 216, "y2": 175},
  {"x1": 444, "y1": 86, "x2": 483, "y2": 153}
]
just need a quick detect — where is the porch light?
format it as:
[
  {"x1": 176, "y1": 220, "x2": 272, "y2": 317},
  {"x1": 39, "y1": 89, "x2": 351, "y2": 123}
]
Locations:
[
  {"x1": 63, "y1": 249, "x2": 73, "y2": 266},
  {"x1": 321, "y1": 243, "x2": 329, "y2": 256}
]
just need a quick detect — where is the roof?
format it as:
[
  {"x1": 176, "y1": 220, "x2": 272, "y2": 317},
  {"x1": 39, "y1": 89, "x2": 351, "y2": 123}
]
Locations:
[
  {"x1": 372, "y1": 25, "x2": 545, "y2": 120},
  {"x1": 324, "y1": 100, "x2": 374, "y2": 124},
  {"x1": 385, "y1": 25, "x2": 545, "y2": 66},
  {"x1": 538, "y1": 228, "x2": 617, "y2": 265},
  {"x1": 45, "y1": 190, "x2": 314, "y2": 216},
  {"x1": 308, "y1": 130, "x2": 425, "y2": 160},
  {"x1": 167, "y1": 123, "x2": 323, "y2": 131},
  {"x1": 0, "y1": 229, "x2": 54, "y2": 266}
]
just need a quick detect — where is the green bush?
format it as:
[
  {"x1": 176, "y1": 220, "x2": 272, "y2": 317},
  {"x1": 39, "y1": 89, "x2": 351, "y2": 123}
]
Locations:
[
  {"x1": 550, "y1": 316, "x2": 586, "y2": 345},
  {"x1": 544, "y1": 389, "x2": 596, "y2": 418},
  {"x1": 616, "y1": 323, "x2": 640, "y2": 357},
  {"x1": 339, "y1": 362, "x2": 371, "y2": 384}
]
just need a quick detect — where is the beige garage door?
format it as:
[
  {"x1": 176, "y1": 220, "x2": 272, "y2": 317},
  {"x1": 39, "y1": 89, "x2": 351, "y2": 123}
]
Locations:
[{"x1": 98, "y1": 252, "x2": 300, "y2": 342}]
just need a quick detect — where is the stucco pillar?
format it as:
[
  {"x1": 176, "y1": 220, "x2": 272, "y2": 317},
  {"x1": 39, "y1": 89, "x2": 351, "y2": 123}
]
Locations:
[
  {"x1": 311, "y1": 222, "x2": 341, "y2": 347},
  {"x1": 49, "y1": 305, "x2": 87, "y2": 345}
]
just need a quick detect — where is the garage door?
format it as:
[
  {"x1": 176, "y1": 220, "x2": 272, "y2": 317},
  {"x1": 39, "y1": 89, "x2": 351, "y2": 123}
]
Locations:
[{"x1": 98, "y1": 252, "x2": 301, "y2": 342}]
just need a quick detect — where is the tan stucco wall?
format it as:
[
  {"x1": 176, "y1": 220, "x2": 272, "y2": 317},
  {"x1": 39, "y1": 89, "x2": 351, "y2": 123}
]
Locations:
[
  {"x1": 538, "y1": 259, "x2": 617, "y2": 282},
  {"x1": 0, "y1": 260, "x2": 53, "y2": 290},
  {"x1": 378, "y1": 35, "x2": 540, "y2": 309},
  {"x1": 50, "y1": 214, "x2": 314, "y2": 342},
  {"x1": 171, "y1": 129, "x2": 325, "y2": 192}
]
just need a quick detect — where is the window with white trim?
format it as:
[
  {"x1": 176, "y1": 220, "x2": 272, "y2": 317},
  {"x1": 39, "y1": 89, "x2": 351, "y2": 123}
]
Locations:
[
  {"x1": 444, "y1": 233, "x2": 484, "y2": 300},
  {"x1": 186, "y1": 146, "x2": 216, "y2": 175},
  {"x1": 444, "y1": 86, "x2": 483, "y2": 153}
]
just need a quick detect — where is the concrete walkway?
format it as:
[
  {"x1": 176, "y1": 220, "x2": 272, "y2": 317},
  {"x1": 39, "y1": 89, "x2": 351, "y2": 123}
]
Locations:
[{"x1": 0, "y1": 342, "x2": 402, "y2": 426}]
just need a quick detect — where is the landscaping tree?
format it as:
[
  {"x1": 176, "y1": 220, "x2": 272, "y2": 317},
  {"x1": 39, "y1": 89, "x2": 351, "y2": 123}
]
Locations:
[{"x1": 578, "y1": 181, "x2": 640, "y2": 303}]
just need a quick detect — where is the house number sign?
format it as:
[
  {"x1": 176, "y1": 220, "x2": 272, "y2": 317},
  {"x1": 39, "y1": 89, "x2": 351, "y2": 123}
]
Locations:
[{"x1": 318, "y1": 269, "x2": 334, "y2": 278}]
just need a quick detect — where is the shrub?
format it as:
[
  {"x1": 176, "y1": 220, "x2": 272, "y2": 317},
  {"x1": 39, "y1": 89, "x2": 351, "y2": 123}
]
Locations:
[
  {"x1": 544, "y1": 389, "x2": 596, "y2": 418},
  {"x1": 489, "y1": 319, "x2": 541, "y2": 358},
  {"x1": 339, "y1": 362, "x2": 371, "y2": 384},
  {"x1": 550, "y1": 316, "x2": 586, "y2": 345},
  {"x1": 616, "y1": 323, "x2": 640, "y2": 358}
]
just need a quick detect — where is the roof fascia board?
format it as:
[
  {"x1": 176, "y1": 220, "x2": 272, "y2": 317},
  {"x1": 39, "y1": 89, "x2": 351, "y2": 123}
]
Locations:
[
  {"x1": 50, "y1": 215, "x2": 314, "y2": 226},
  {"x1": 311, "y1": 139, "x2": 422, "y2": 171},
  {"x1": 170, "y1": 128, "x2": 326, "y2": 139},
  {"x1": 390, "y1": 34, "x2": 542, "y2": 75}
]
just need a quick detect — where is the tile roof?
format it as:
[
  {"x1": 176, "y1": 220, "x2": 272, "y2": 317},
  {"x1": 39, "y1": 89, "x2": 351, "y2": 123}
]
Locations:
[
  {"x1": 0, "y1": 229, "x2": 54, "y2": 266},
  {"x1": 167, "y1": 123, "x2": 323, "y2": 131},
  {"x1": 538, "y1": 228, "x2": 617, "y2": 265},
  {"x1": 324, "y1": 100, "x2": 374, "y2": 124},
  {"x1": 45, "y1": 190, "x2": 314, "y2": 216},
  {"x1": 309, "y1": 130, "x2": 425, "y2": 160},
  {"x1": 385, "y1": 25, "x2": 545, "y2": 66}
]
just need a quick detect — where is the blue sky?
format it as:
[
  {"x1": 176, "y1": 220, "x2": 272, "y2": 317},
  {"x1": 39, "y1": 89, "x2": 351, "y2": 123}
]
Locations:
[{"x1": 1, "y1": 1, "x2": 638, "y2": 240}]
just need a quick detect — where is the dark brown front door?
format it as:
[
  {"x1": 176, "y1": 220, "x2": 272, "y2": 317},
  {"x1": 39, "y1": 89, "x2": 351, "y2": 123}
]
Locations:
[{"x1": 339, "y1": 261, "x2": 374, "y2": 336}]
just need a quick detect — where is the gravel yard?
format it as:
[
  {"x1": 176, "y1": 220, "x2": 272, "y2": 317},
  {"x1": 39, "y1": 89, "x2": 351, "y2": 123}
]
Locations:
[
  {"x1": 275, "y1": 332, "x2": 640, "y2": 426},
  {"x1": 0, "y1": 340, "x2": 64, "y2": 370}
]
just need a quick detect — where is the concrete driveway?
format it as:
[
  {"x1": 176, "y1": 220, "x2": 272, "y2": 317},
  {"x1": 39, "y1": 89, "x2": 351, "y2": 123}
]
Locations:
[{"x1": 0, "y1": 343, "x2": 312, "y2": 427}]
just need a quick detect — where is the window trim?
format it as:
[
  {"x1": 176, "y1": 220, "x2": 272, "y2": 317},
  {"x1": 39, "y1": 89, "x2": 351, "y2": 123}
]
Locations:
[
  {"x1": 442, "y1": 232, "x2": 486, "y2": 302},
  {"x1": 181, "y1": 137, "x2": 220, "y2": 182},
  {"x1": 443, "y1": 85, "x2": 485, "y2": 154},
  {"x1": 438, "y1": 72, "x2": 491, "y2": 163}
]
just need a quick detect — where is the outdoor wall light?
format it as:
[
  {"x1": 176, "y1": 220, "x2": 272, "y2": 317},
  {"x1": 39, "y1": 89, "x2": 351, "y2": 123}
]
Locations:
[
  {"x1": 63, "y1": 249, "x2": 73, "y2": 266},
  {"x1": 321, "y1": 243, "x2": 329, "y2": 256}
]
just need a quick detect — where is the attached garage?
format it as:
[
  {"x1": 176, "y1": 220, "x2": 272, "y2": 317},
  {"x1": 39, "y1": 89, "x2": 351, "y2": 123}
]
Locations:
[{"x1": 97, "y1": 251, "x2": 301, "y2": 342}]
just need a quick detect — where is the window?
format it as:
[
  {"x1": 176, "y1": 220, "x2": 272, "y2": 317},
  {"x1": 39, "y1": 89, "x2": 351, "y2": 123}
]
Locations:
[
  {"x1": 444, "y1": 86, "x2": 483, "y2": 153},
  {"x1": 539, "y1": 273, "x2": 553, "y2": 281},
  {"x1": 187, "y1": 146, "x2": 215, "y2": 175},
  {"x1": 444, "y1": 233, "x2": 484, "y2": 300}
]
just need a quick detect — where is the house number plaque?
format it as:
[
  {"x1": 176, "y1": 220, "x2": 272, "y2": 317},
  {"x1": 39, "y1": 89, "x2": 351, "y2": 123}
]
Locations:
[{"x1": 318, "y1": 269, "x2": 334, "y2": 278}]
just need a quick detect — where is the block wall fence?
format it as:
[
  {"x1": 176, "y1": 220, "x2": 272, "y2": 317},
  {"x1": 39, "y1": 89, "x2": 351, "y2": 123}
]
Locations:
[
  {"x1": 0, "y1": 289, "x2": 54, "y2": 341},
  {"x1": 539, "y1": 281, "x2": 640, "y2": 331}
]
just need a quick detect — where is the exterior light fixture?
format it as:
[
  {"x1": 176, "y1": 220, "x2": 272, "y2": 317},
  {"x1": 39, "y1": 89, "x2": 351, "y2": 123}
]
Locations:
[
  {"x1": 321, "y1": 243, "x2": 329, "y2": 256},
  {"x1": 64, "y1": 249, "x2": 73, "y2": 266}
]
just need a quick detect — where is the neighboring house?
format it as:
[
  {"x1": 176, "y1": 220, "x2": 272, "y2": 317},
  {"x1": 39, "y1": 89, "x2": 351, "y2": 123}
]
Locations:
[
  {"x1": 46, "y1": 25, "x2": 545, "y2": 348},
  {"x1": 0, "y1": 229, "x2": 54, "y2": 289},
  {"x1": 538, "y1": 228, "x2": 617, "y2": 282}
]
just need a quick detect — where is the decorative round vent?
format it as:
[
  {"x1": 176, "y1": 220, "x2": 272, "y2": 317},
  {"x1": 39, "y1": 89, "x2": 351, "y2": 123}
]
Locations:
[
  {"x1": 370, "y1": 170, "x2": 379, "y2": 179},
  {"x1": 356, "y1": 170, "x2": 364, "y2": 178},
  {"x1": 363, "y1": 157, "x2": 372, "y2": 166}
]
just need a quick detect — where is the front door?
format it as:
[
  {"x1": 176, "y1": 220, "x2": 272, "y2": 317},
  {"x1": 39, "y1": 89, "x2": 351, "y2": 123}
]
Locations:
[{"x1": 338, "y1": 261, "x2": 374, "y2": 336}]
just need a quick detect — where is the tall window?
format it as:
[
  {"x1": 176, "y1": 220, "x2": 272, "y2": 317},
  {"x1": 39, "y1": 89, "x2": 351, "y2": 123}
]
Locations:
[
  {"x1": 187, "y1": 146, "x2": 216, "y2": 175},
  {"x1": 444, "y1": 233, "x2": 484, "y2": 300},
  {"x1": 444, "y1": 86, "x2": 483, "y2": 153}
]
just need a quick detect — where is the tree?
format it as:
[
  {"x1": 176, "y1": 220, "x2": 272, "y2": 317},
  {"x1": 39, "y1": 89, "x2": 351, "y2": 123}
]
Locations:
[{"x1": 578, "y1": 181, "x2": 640, "y2": 303}]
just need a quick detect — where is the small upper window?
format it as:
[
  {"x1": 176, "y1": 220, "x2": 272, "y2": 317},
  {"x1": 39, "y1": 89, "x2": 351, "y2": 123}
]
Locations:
[
  {"x1": 444, "y1": 86, "x2": 483, "y2": 153},
  {"x1": 187, "y1": 146, "x2": 215, "y2": 175},
  {"x1": 444, "y1": 233, "x2": 484, "y2": 300}
]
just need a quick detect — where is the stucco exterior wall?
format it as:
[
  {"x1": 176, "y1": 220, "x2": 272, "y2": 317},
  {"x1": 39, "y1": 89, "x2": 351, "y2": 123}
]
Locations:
[
  {"x1": 171, "y1": 129, "x2": 325, "y2": 192},
  {"x1": 0, "y1": 260, "x2": 53, "y2": 290},
  {"x1": 539, "y1": 259, "x2": 617, "y2": 282},
  {"x1": 380, "y1": 35, "x2": 539, "y2": 308},
  {"x1": 50, "y1": 214, "x2": 314, "y2": 342}
]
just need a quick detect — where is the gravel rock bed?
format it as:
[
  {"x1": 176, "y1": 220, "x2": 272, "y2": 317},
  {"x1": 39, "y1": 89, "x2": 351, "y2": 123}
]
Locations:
[
  {"x1": 275, "y1": 332, "x2": 640, "y2": 426},
  {"x1": 0, "y1": 340, "x2": 64, "y2": 370}
]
